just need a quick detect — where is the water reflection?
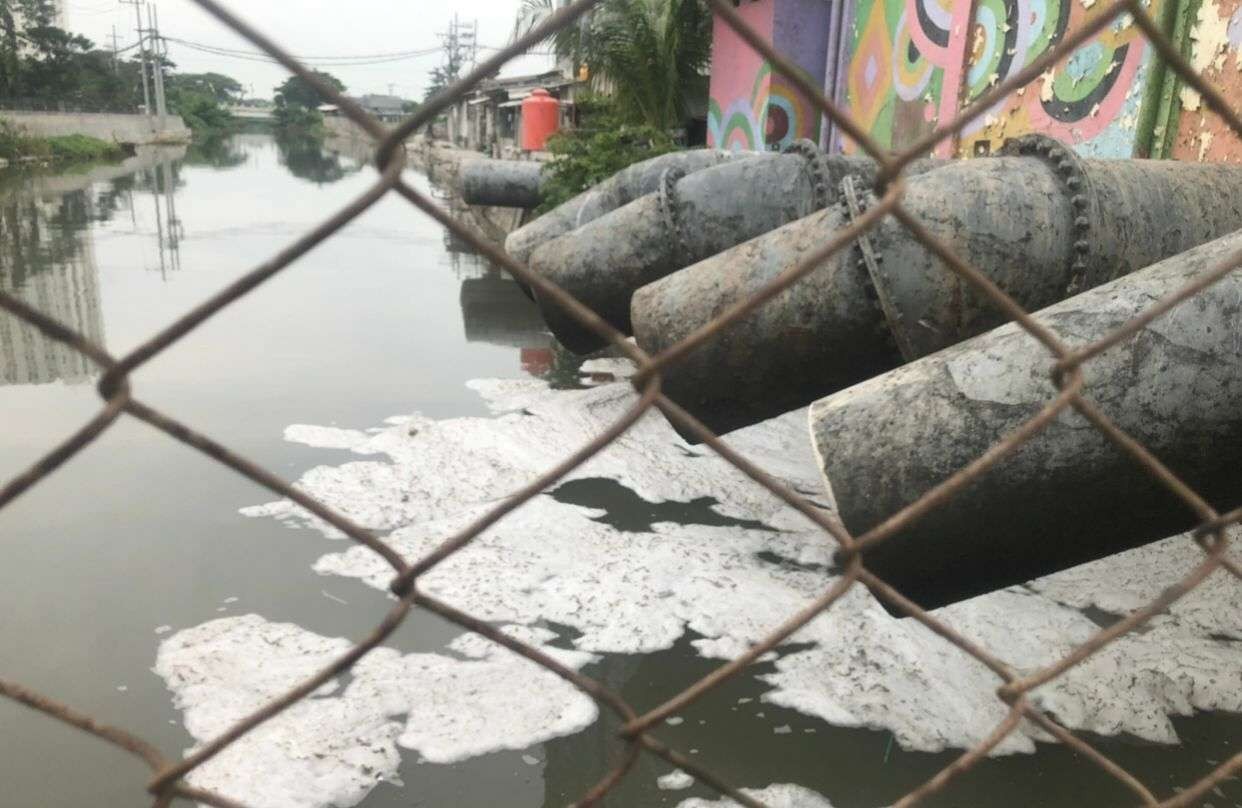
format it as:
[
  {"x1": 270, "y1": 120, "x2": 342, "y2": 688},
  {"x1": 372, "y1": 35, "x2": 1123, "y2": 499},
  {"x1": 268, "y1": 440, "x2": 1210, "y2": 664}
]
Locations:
[
  {"x1": 275, "y1": 132, "x2": 363, "y2": 186},
  {"x1": 0, "y1": 191, "x2": 104, "y2": 385},
  {"x1": 460, "y1": 272, "x2": 552, "y2": 350}
]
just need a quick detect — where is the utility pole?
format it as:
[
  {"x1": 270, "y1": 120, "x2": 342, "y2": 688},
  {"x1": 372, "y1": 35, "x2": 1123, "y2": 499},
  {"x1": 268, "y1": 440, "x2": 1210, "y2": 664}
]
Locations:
[
  {"x1": 121, "y1": 0, "x2": 152, "y2": 116},
  {"x1": 437, "y1": 14, "x2": 477, "y2": 144},
  {"x1": 109, "y1": 26, "x2": 120, "y2": 73},
  {"x1": 148, "y1": 4, "x2": 168, "y2": 128}
]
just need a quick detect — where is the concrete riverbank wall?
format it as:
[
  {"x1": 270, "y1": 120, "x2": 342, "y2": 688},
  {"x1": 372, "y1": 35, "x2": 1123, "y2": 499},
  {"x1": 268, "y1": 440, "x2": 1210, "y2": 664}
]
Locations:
[{"x1": 0, "y1": 111, "x2": 191, "y2": 145}]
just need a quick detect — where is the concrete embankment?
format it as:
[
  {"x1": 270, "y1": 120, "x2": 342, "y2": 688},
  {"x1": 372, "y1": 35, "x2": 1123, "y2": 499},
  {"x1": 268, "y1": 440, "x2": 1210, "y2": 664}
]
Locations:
[
  {"x1": 0, "y1": 111, "x2": 190, "y2": 145},
  {"x1": 321, "y1": 117, "x2": 530, "y2": 246},
  {"x1": 0, "y1": 144, "x2": 188, "y2": 196}
]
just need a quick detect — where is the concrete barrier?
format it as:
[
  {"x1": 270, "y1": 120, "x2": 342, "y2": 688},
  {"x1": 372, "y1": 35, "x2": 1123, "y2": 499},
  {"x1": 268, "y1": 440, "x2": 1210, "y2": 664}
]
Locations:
[{"x1": 0, "y1": 111, "x2": 190, "y2": 145}]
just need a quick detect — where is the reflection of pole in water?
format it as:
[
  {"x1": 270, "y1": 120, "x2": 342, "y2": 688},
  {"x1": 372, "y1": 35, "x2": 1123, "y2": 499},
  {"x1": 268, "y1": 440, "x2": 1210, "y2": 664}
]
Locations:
[
  {"x1": 150, "y1": 163, "x2": 167, "y2": 280},
  {"x1": 162, "y1": 157, "x2": 182, "y2": 273}
]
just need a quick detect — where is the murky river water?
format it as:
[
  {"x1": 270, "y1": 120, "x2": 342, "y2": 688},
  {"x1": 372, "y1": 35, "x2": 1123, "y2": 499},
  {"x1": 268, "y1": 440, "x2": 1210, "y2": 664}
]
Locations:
[{"x1": 0, "y1": 133, "x2": 1237, "y2": 808}]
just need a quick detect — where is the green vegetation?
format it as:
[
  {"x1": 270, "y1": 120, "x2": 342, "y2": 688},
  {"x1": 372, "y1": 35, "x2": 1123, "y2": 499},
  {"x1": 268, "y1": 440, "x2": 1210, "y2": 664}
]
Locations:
[
  {"x1": 167, "y1": 72, "x2": 243, "y2": 134},
  {"x1": 538, "y1": 95, "x2": 676, "y2": 212},
  {"x1": 272, "y1": 104, "x2": 325, "y2": 134},
  {"x1": 515, "y1": 0, "x2": 711, "y2": 210},
  {"x1": 0, "y1": 2, "x2": 240, "y2": 136},
  {"x1": 0, "y1": 119, "x2": 124, "y2": 165},
  {"x1": 275, "y1": 72, "x2": 345, "y2": 111},
  {"x1": 272, "y1": 71, "x2": 347, "y2": 135},
  {"x1": 518, "y1": 0, "x2": 711, "y2": 131}
]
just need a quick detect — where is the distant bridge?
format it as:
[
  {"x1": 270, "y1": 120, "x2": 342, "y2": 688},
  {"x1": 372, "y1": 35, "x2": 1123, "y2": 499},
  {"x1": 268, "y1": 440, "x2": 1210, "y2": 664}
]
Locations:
[{"x1": 229, "y1": 106, "x2": 275, "y2": 121}]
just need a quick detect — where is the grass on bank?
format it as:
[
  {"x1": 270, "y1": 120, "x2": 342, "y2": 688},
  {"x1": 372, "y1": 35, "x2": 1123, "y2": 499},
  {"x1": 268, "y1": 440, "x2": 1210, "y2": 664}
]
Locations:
[{"x1": 0, "y1": 120, "x2": 127, "y2": 165}]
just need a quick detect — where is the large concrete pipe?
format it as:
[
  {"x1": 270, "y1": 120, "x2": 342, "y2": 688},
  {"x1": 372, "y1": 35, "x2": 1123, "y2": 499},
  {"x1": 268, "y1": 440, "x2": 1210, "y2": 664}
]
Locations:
[
  {"x1": 632, "y1": 137, "x2": 1242, "y2": 439},
  {"x1": 529, "y1": 143, "x2": 921, "y2": 354},
  {"x1": 460, "y1": 159, "x2": 546, "y2": 209},
  {"x1": 809, "y1": 228, "x2": 1242, "y2": 610},
  {"x1": 504, "y1": 148, "x2": 755, "y2": 264}
]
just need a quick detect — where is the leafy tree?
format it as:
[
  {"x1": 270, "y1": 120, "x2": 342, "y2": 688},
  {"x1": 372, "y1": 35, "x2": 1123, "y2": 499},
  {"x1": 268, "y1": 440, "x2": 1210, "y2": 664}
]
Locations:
[
  {"x1": 516, "y1": 0, "x2": 711, "y2": 131},
  {"x1": 274, "y1": 70, "x2": 345, "y2": 109},
  {"x1": 0, "y1": 0, "x2": 59, "y2": 96},
  {"x1": 538, "y1": 95, "x2": 675, "y2": 212},
  {"x1": 272, "y1": 103, "x2": 323, "y2": 133},
  {"x1": 169, "y1": 72, "x2": 243, "y2": 104},
  {"x1": 275, "y1": 131, "x2": 355, "y2": 185}
]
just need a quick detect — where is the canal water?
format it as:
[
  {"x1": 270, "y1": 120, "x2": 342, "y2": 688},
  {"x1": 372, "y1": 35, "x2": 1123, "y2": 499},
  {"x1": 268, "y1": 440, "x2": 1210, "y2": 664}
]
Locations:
[{"x1": 0, "y1": 132, "x2": 1238, "y2": 808}]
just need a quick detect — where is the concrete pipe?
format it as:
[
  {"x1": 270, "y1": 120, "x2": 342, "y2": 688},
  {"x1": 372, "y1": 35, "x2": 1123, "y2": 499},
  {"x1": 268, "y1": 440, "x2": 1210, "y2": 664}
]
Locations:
[
  {"x1": 460, "y1": 159, "x2": 546, "y2": 209},
  {"x1": 529, "y1": 143, "x2": 918, "y2": 354},
  {"x1": 809, "y1": 227, "x2": 1242, "y2": 609},
  {"x1": 504, "y1": 148, "x2": 755, "y2": 265},
  {"x1": 633, "y1": 137, "x2": 1242, "y2": 439}
]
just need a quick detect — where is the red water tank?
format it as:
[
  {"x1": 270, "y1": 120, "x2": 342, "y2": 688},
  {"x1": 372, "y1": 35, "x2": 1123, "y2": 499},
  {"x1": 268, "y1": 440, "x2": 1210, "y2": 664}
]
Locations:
[{"x1": 521, "y1": 88, "x2": 560, "y2": 151}]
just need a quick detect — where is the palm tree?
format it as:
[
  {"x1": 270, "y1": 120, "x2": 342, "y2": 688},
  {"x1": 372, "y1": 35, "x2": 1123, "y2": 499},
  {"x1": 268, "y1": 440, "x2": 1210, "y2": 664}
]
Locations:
[{"x1": 515, "y1": 0, "x2": 712, "y2": 132}]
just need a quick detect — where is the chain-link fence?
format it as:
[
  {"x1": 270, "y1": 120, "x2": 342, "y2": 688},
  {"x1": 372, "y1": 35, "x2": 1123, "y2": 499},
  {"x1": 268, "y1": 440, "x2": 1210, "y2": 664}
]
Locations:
[{"x1": 1, "y1": 0, "x2": 1240, "y2": 805}]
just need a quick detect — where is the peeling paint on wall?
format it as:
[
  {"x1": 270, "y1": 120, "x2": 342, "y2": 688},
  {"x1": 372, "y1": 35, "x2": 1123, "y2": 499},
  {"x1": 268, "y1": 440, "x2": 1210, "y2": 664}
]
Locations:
[
  {"x1": 1171, "y1": 0, "x2": 1242, "y2": 161},
  {"x1": 960, "y1": 0, "x2": 1162, "y2": 158}
]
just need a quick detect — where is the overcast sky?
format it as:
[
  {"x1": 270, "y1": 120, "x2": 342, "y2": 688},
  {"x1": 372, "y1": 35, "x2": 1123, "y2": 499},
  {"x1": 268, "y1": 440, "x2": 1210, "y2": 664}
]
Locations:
[{"x1": 65, "y1": 0, "x2": 553, "y2": 100}]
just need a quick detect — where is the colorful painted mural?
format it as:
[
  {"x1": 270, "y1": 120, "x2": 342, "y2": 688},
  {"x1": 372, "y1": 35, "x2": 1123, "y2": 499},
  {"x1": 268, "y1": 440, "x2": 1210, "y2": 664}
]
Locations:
[
  {"x1": 963, "y1": 0, "x2": 1164, "y2": 158},
  {"x1": 833, "y1": 0, "x2": 1165, "y2": 157},
  {"x1": 707, "y1": 0, "x2": 832, "y2": 151},
  {"x1": 709, "y1": 0, "x2": 1242, "y2": 161},
  {"x1": 707, "y1": 1, "x2": 774, "y2": 150},
  {"x1": 841, "y1": 0, "x2": 973, "y2": 155},
  {"x1": 1169, "y1": 0, "x2": 1242, "y2": 161}
]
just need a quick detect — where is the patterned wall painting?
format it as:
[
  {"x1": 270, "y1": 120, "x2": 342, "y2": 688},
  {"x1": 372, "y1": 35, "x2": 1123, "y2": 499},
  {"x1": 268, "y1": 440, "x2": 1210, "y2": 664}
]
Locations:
[
  {"x1": 708, "y1": 2, "x2": 776, "y2": 150},
  {"x1": 707, "y1": 0, "x2": 832, "y2": 151},
  {"x1": 835, "y1": 0, "x2": 1163, "y2": 157},
  {"x1": 841, "y1": 0, "x2": 974, "y2": 155},
  {"x1": 961, "y1": 0, "x2": 1164, "y2": 158},
  {"x1": 767, "y1": 0, "x2": 835, "y2": 149},
  {"x1": 1169, "y1": 0, "x2": 1242, "y2": 161}
]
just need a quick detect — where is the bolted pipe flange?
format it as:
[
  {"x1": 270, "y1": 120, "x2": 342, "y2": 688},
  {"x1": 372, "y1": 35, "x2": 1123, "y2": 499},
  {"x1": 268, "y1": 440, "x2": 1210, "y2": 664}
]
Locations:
[
  {"x1": 1000, "y1": 134, "x2": 1097, "y2": 296},
  {"x1": 841, "y1": 174, "x2": 919, "y2": 360},
  {"x1": 657, "y1": 166, "x2": 689, "y2": 265},
  {"x1": 783, "y1": 138, "x2": 834, "y2": 212}
]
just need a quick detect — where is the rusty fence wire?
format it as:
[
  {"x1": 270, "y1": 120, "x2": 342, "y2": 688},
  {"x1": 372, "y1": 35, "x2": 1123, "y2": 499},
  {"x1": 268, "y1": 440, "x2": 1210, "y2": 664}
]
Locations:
[{"x1": 2, "y1": 0, "x2": 1241, "y2": 805}]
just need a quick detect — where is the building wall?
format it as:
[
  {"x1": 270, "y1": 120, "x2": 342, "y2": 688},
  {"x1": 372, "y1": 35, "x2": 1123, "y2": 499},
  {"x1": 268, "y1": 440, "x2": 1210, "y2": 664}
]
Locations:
[
  {"x1": 1, "y1": 111, "x2": 190, "y2": 145},
  {"x1": 708, "y1": 0, "x2": 776, "y2": 150},
  {"x1": 841, "y1": 0, "x2": 973, "y2": 155},
  {"x1": 1169, "y1": 0, "x2": 1242, "y2": 161},
  {"x1": 769, "y1": 0, "x2": 835, "y2": 149},
  {"x1": 708, "y1": 0, "x2": 834, "y2": 151},
  {"x1": 960, "y1": 0, "x2": 1163, "y2": 158},
  {"x1": 701, "y1": 0, "x2": 1179, "y2": 158}
]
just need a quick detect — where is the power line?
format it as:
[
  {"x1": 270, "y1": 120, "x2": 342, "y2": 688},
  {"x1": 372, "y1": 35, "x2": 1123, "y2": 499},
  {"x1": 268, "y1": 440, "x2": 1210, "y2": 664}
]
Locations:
[{"x1": 163, "y1": 37, "x2": 442, "y2": 66}]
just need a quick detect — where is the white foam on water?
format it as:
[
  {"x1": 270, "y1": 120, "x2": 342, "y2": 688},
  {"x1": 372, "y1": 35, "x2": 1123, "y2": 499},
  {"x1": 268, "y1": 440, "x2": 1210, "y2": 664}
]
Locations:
[
  {"x1": 283, "y1": 425, "x2": 375, "y2": 452},
  {"x1": 578, "y1": 358, "x2": 637, "y2": 378},
  {"x1": 658, "y1": 769, "x2": 695, "y2": 790},
  {"x1": 761, "y1": 536, "x2": 1242, "y2": 755},
  {"x1": 154, "y1": 615, "x2": 597, "y2": 808},
  {"x1": 242, "y1": 382, "x2": 827, "y2": 542},
  {"x1": 678, "y1": 784, "x2": 837, "y2": 807},
  {"x1": 224, "y1": 378, "x2": 1242, "y2": 789}
]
